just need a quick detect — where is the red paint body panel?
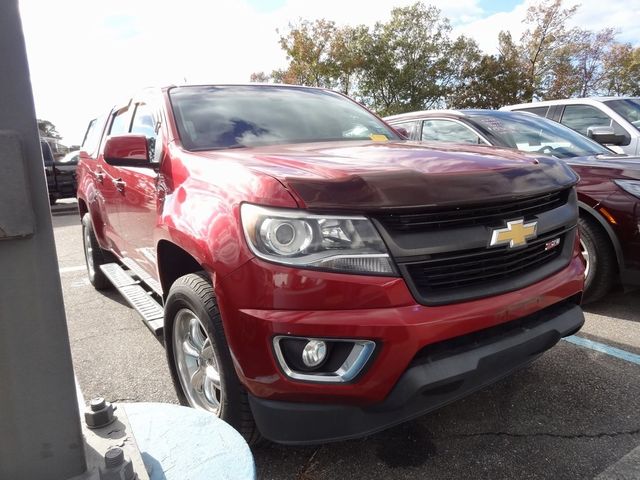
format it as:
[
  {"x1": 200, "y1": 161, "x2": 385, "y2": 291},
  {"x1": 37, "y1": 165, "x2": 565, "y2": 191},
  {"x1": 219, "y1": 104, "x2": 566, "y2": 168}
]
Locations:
[{"x1": 216, "y1": 252, "x2": 584, "y2": 404}]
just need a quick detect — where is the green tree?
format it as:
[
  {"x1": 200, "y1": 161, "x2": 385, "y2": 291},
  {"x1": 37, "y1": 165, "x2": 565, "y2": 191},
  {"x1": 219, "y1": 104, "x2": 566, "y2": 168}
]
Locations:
[
  {"x1": 520, "y1": 0, "x2": 579, "y2": 100},
  {"x1": 274, "y1": 19, "x2": 338, "y2": 88},
  {"x1": 357, "y1": 3, "x2": 457, "y2": 115},
  {"x1": 601, "y1": 43, "x2": 640, "y2": 96},
  {"x1": 37, "y1": 119, "x2": 61, "y2": 139},
  {"x1": 448, "y1": 32, "x2": 529, "y2": 109}
]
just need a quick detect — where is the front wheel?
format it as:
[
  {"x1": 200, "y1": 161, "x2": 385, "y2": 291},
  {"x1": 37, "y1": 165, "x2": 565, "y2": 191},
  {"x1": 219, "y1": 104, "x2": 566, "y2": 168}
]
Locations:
[{"x1": 164, "y1": 272, "x2": 261, "y2": 444}]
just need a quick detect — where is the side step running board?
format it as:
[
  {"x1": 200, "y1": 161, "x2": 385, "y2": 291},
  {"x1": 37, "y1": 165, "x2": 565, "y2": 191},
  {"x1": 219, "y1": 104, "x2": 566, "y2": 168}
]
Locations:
[{"x1": 100, "y1": 263, "x2": 164, "y2": 335}]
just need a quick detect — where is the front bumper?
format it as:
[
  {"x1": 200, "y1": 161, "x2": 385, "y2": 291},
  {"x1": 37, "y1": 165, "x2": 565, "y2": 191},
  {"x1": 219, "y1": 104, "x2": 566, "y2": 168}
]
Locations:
[{"x1": 248, "y1": 301, "x2": 584, "y2": 444}]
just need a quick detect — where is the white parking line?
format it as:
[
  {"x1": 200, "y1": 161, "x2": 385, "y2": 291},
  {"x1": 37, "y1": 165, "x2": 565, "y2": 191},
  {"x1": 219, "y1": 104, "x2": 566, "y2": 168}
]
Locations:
[{"x1": 59, "y1": 265, "x2": 86, "y2": 274}]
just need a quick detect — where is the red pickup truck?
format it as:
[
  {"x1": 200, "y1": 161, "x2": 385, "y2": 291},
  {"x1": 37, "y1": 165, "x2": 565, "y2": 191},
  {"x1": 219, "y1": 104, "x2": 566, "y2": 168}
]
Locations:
[{"x1": 77, "y1": 85, "x2": 585, "y2": 444}]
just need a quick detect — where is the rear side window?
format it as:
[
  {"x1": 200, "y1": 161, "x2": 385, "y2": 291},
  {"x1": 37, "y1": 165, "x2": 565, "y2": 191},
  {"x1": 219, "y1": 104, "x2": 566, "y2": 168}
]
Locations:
[
  {"x1": 421, "y1": 119, "x2": 482, "y2": 144},
  {"x1": 81, "y1": 117, "x2": 106, "y2": 156},
  {"x1": 514, "y1": 106, "x2": 549, "y2": 118}
]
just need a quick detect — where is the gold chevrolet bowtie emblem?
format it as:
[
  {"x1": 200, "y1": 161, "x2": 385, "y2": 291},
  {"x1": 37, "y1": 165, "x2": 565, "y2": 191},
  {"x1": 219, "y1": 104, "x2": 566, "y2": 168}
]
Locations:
[{"x1": 490, "y1": 219, "x2": 538, "y2": 248}]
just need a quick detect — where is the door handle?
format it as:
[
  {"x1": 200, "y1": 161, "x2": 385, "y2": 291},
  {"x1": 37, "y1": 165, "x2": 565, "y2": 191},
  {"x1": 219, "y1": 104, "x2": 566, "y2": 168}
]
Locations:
[
  {"x1": 113, "y1": 178, "x2": 126, "y2": 192},
  {"x1": 95, "y1": 171, "x2": 105, "y2": 183}
]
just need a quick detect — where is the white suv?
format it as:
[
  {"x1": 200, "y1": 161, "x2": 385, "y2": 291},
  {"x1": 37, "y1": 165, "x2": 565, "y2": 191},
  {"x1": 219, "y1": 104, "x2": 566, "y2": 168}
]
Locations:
[{"x1": 502, "y1": 97, "x2": 640, "y2": 156}]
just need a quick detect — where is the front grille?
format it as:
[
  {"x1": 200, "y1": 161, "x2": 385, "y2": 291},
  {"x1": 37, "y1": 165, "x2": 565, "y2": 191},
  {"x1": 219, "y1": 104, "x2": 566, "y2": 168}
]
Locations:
[
  {"x1": 377, "y1": 188, "x2": 569, "y2": 232},
  {"x1": 405, "y1": 228, "x2": 567, "y2": 294}
]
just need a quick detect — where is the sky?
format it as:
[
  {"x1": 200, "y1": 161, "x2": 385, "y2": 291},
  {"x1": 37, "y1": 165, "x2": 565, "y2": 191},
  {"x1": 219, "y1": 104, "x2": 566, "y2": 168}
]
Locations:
[{"x1": 18, "y1": 0, "x2": 640, "y2": 145}]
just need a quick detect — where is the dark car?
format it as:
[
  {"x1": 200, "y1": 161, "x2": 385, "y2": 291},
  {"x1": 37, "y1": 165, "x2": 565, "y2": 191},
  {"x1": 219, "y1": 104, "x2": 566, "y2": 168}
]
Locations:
[
  {"x1": 386, "y1": 109, "x2": 640, "y2": 302},
  {"x1": 42, "y1": 139, "x2": 77, "y2": 205}
]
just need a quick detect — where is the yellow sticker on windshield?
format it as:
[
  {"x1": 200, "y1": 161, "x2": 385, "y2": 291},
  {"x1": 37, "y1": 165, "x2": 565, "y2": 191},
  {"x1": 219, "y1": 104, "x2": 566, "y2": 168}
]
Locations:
[{"x1": 370, "y1": 134, "x2": 388, "y2": 142}]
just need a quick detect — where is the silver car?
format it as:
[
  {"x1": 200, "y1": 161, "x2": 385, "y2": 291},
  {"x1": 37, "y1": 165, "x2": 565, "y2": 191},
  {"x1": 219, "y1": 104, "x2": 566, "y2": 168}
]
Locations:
[{"x1": 501, "y1": 97, "x2": 640, "y2": 156}]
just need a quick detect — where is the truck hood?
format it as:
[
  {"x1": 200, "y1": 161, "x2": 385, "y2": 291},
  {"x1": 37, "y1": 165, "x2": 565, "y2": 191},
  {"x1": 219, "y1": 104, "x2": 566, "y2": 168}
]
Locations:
[{"x1": 201, "y1": 141, "x2": 578, "y2": 210}]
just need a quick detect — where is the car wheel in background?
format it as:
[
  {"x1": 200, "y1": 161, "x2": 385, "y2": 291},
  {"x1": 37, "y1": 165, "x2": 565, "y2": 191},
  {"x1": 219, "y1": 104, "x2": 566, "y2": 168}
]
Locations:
[
  {"x1": 82, "y1": 213, "x2": 113, "y2": 290},
  {"x1": 579, "y1": 216, "x2": 617, "y2": 303},
  {"x1": 164, "y1": 272, "x2": 261, "y2": 445}
]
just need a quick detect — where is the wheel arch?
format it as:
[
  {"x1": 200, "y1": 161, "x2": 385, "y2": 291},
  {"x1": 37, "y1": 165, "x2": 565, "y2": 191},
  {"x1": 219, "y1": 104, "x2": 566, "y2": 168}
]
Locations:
[
  {"x1": 578, "y1": 201, "x2": 624, "y2": 269},
  {"x1": 157, "y1": 240, "x2": 207, "y2": 299}
]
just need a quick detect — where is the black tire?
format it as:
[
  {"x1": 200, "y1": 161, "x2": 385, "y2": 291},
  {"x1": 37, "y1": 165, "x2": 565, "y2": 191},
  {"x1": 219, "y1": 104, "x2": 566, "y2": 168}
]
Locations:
[
  {"x1": 81, "y1": 213, "x2": 113, "y2": 290},
  {"x1": 49, "y1": 196, "x2": 57, "y2": 206},
  {"x1": 579, "y1": 216, "x2": 617, "y2": 303},
  {"x1": 164, "y1": 272, "x2": 261, "y2": 445}
]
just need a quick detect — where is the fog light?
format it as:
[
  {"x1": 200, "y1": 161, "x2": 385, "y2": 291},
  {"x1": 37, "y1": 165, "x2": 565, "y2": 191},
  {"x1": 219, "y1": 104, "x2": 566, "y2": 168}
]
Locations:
[{"x1": 302, "y1": 340, "x2": 327, "y2": 368}]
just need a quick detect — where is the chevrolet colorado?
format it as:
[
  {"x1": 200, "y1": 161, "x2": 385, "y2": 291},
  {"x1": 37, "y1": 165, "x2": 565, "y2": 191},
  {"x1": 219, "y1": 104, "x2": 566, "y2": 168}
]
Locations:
[{"x1": 77, "y1": 85, "x2": 585, "y2": 444}]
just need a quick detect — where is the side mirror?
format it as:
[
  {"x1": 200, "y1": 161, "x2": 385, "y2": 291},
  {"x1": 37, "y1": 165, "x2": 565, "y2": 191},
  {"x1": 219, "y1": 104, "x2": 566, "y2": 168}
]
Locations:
[
  {"x1": 587, "y1": 126, "x2": 627, "y2": 146},
  {"x1": 394, "y1": 127, "x2": 409, "y2": 139},
  {"x1": 103, "y1": 134, "x2": 152, "y2": 167}
]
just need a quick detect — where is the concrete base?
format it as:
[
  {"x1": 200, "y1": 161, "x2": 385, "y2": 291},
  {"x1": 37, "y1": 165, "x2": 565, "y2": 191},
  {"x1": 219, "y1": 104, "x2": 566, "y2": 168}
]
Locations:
[{"x1": 123, "y1": 403, "x2": 255, "y2": 480}]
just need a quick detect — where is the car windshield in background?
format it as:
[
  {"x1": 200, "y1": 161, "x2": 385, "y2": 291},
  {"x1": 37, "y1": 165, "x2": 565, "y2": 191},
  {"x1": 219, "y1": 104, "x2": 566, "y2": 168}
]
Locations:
[
  {"x1": 604, "y1": 98, "x2": 640, "y2": 131},
  {"x1": 169, "y1": 85, "x2": 400, "y2": 151},
  {"x1": 469, "y1": 112, "x2": 611, "y2": 159}
]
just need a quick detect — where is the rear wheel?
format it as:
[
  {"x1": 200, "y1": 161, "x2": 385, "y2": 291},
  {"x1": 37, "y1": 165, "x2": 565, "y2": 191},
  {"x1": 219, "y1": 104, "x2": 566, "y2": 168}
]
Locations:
[
  {"x1": 164, "y1": 272, "x2": 261, "y2": 444},
  {"x1": 579, "y1": 216, "x2": 617, "y2": 303},
  {"x1": 82, "y1": 213, "x2": 113, "y2": 290}
]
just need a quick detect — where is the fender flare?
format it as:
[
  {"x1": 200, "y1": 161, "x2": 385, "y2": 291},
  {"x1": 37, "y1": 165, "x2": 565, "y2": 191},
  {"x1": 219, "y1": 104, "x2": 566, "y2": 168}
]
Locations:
[{"x1": 578, "y1": 201, "x2": 624, "y2": 269}]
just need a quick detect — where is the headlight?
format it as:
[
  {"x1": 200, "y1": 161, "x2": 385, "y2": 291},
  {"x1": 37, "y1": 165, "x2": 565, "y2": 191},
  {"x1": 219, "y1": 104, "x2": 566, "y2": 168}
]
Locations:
[
  {"x1": 240, "y1": 203, "x2": 396, "y2": 275},
  {"x1": 614, "y1": 180, "x2": 640, "y2": 199}
]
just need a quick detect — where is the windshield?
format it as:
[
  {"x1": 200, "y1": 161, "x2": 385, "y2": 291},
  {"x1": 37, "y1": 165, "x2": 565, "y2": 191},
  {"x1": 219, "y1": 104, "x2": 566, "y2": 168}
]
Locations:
[
  {"x1": 469, "y1": 111, "x2": 612, "y2": 159},
  {"x1": 604, "y1": 98, "x2": 640, "y2": 132},
  {"x1": 169, "y1": 85, "x2": 400, "y2": 151}
]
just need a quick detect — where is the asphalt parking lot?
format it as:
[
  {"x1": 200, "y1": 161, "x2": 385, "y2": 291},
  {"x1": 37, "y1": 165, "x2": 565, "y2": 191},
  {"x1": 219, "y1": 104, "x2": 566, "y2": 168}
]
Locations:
[{"x1": 51, "y1": 201, "x2": 640, "y2": 480}]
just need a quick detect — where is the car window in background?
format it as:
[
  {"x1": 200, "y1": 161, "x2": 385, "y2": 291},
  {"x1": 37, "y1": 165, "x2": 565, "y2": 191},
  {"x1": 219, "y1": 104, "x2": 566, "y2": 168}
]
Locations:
[
  {"x1": 41, "y1": 140, "x2": 54, "y2": 165},
  {"x1": 515, "y1": 106, "x2": 549, "y2": 117},
  {"x1": 470, "y1": 112, "x2": 611, "y2": 159},
  {"x1": 169, "y1": 85, "x2": 401, "y2": 150},
  {"x1": 604, "y1": 98, "x2": 640, "y2": 131},
  {"x1": 59, "y1": 151, "x2": 79, "y2": 164},
  {"x1": 561, "y1": 104, "x2": 630, "y2": 144},
  {"x1": 421, "y1": 119, "x2": 483, "y2": 144},
  {"x1": 391, "y1": 120, "x2": 419, "y2": 139}
]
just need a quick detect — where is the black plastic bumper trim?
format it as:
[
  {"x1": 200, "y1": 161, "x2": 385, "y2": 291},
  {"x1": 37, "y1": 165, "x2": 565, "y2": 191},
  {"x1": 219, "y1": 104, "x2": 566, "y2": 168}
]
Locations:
[{"x1": 248, "y1": 302, "x2": 584, "y2": 445}]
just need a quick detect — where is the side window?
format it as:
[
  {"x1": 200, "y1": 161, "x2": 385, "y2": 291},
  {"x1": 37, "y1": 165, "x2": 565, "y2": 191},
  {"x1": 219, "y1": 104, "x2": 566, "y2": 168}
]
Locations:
[
  {"x1": 81, "y1": 116, "x2": 106, "y2": 156},
  {"x1": 561, "y1": 104, "x2": 630, "y2": 145},
  {"x1": 391, "y1": 120, "x2": 418, "y2": 139},
  {"x1": 41, "y1": 141, "x2": 54, "y2": 165},
  {"x1": 516, "y1": 106, "x2": 549, "y2": 118},
  {"x1": 131, "y1": 103, "x2": 157, "y2": 138},
  {"x1": 131, "y1": 102, "x2": 162, "y2": 162},
  {"x1": 421, "y1": 119, "x2": 482, "y2": 144},
  {"x1": 561, "y1": 105, "x2": 612, "y2": 135},
  {"x1": 109, "y1": 108, "x2": 132, "y2": 136}
]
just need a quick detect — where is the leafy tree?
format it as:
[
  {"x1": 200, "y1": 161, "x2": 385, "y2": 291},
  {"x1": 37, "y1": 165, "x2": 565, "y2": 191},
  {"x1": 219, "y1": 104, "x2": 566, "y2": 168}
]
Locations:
[
  {"x1": 520, "y1": 0, "x2": 579, "y2": 100},
  {"x1": 601, "y1": 44, "x2": 640, "y2": 96},
  {"x1": 357, "y1": 3, "x2": 456, "y2": 115},
  {"x1": 275, "y1": 19, "x2": 338, "y2": 88},
  {"x1": 249, "y1": 71, "x2": 271, "y2": 83},
  {"x1": 448, "y1": 32, "x2": 529, "y2": 109},
  {"x1": 37, "y1": 119, "x2": 61, "y2": 139}
]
